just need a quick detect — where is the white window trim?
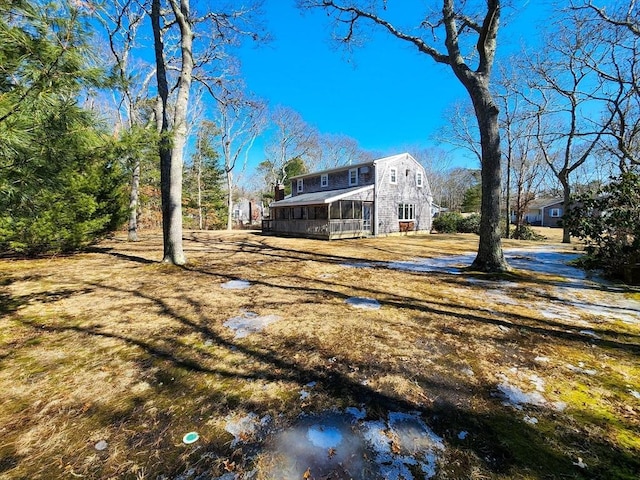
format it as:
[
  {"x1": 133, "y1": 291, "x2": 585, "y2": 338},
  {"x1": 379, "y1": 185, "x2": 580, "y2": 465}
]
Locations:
[
  {"x1": 348, "y1": 168, "x2": 358, "y2": 186},
  {"x1": 550, "y1": 208, "x2": 562, "y2": 217},
  {"x1": 390, "y1": 167, "x2": 397, "y2": 184},
  {"x1": 416, "y1": 171, "x2": 423, "y2": 188},
  {"x1": 297, "y1": 178, "x2": 303, "y2": 193},
  {"x1": 321, "y1": 173, "x2": 328, "y2": 187},
  {"x1": 398, "y1": 203, "x2": 416, "y2": 221}
]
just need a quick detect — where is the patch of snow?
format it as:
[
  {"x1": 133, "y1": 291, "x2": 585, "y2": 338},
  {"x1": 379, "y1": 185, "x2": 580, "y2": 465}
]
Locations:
[
  {"x1": 224, "y1": 311, "x2": 281, "y2": 338},
  {"x1": 340, "y1": 261, "x2": 377, "y2": 269},
  {"x1": 224, "y1": 413, "x2": 270, "y2": 446},
  {"x1": 534, "y1": 356, "x2": 550, "y2": 364},
  {"x1": 579, "y1": 329, "x2": 601, "y2": 339},
  {"x1": 505, "y1": 248, "x2": 585, "y2": 280},
  {"x1": 386, "y1": 254, "x2": 476, "y2": 275},
  {"x1": 345, "y1": 296, "x2": 381, "y2": 310},
  {"x1": 567, "y1": 364, "x2": 598, "y2": 376},
  {"x1": 498, "y1": 382, "x2": 547, "y2": 409},
  {"x1": 462, "y1": 368, "x2": 475, "y2": 377},
  {"x1": 529, "y1": 374, "x2": 545, "y2": 392},
  {"x1": 552, "y1": 401, "x2": 568, "y2": 412},
  {"x1": 262, "y1": 413, "x2": 368, "y2": 479},
  {"x1": 346, "y1": 406, "x2": 367, "y2": 420},
  {"x1": 629, "y1": 389, "x2": 640, "y2": 400},
  {"x1": 94, "y1": 440, "x2": 108, "y2": 451},
  {"x1": 263, "y1": 410, "x2": 444, "y2": 480},
  {"x1": 458, "y1": 431, "x2": 468, "y2": 440},
  {"x1": 573, "y1": 457, "x2": 587, "y2": 469},
  {"x1": 485, "y1": 290, "x2": 520, "y2": 306},
  {"x1": 306, "y1": 425, "x2": 343, "y2": 449},
  {"x1": 220, "y1": 279, "x2": 251, "y2": 289},
  {"x1": 362, "y1": 412, "x2": 443, "y2": 480},
  {"x1": 299, "y1": 390, "x2": 310, "y2": 401},
  {"x1": 524, "y1": 415, "x2": 538, "y2": 425},
  {"x1": 212, "y1": 474, "x2": 235, "y2": 480}
]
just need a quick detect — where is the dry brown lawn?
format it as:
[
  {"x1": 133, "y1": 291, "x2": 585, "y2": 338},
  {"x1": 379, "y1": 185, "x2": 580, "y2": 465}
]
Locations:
[{"x1": 0, "y1": 229, "x2": 638, "y2": 479}]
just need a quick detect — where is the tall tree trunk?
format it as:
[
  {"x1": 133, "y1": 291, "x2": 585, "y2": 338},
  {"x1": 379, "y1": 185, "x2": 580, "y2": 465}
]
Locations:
[
  {"x1": 504, "y1": 150, "x2": 511, "y2": 239},
  {"x1": 226, "y1": 169, "x2": 233, "y2": 231},
  {"x1": 560, "y1": 171, "x2": 572, "y2": 243},
  {"x1": 127, "y1": 160, "x2": 140, "y2": 241},
  {"x1": 460, "y1": 78, "x2": 508, "y2": 272},
  {"x1": 197, "y1": 157, "x2": 203, "y2": 230},
  {"x1": 151, "y1": 0, "x2": 187, "y2": 265}
]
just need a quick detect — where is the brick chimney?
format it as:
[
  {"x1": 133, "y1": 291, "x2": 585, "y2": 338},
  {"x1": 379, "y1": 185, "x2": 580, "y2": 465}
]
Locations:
[{"x1": 275, "y1": 183, "x2": 285, "y2": 201}]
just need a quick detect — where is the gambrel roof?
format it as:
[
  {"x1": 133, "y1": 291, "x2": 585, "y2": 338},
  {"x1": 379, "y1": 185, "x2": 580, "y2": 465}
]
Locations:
[{"x1": 289, "y1": 152, "x2": 423, "y2": 181}]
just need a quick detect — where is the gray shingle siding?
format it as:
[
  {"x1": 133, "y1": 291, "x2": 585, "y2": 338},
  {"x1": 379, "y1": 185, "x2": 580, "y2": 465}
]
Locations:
[
  {"x1": 291, "y1": 164, "x2": 375, "y2": 196},
  {"x1": 374, "y1": 155, "x2": 432, "y2": 235},
  {"x1": 271, "y1": 153, "x2": 432, "y2": 239}
]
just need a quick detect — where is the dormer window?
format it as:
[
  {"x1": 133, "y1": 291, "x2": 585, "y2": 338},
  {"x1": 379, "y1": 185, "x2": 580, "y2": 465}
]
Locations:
[
  {"x1": 348, "y1": 168, "x2": 358, "y2": 186},
  {"x1": 390, "y1": 168, "x2": 397, "y2": 184},
  {"x1": 416, "y1": 171, "x2": 424, "y2": 188},
  {"x1": 321, "y1": 173, "x2": 328, "y2": 187},
  {"x1": 297, "y1": 178, "x2": 303, "y2": 193}
]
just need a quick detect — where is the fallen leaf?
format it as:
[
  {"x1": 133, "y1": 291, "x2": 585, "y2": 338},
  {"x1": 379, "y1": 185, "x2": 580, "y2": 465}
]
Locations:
[
  {"x1": 328, "y1": 447, "x2": 336, "y2": 458},
  {"x1": 391, "y1": 440, "x2": 401, "y2": 454},
  {"x1": 222, "y1": 459, "x2": 235, "y2": 472},
  {"x1": 303, "y1": 467, "x2": 312, "y2": 479}
]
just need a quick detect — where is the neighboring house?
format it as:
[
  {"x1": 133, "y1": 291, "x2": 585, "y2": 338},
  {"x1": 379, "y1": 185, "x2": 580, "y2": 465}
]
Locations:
[
  {"x1": 262, "y1": 153, "x2": 433, "y2": 240},
  {"x1": 232, "y1": 198, "x2": 263, "y2": 227},
  {"x1": 514, "y1": 197, "x2": 564, "y2": 227},
  {"x1": 431, "y1": 203, "x2": 448, "y2": 218}
]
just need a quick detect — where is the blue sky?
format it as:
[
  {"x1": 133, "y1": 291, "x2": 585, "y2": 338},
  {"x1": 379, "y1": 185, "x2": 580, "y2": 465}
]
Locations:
[{"x1": 234, "y1": 0, "x2": 548, "y2": 174}]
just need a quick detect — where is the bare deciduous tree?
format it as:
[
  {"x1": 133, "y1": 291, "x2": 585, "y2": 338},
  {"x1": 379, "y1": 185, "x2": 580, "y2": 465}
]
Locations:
[
  {"x1": 518, "y1": 9, "x2": 619, "y2": 243},
  {"x1": 211, "y1": 86, "x2": 266, "y2": 230},
  {"x1": 150, "y1": 0, "x2": 263, "y2": 263},
  {"x1": 299, "y1": 0, "x2": 508, "y2": 271},
  {"x1": 315, "y1": 133, "x2": 373, "y2": 170},
  {"x1": 96, "y1": 0, "x2": 156, "y2": 242},
  {"x1": 263, "y1": 106, "x2": 320, "y2": 187}
]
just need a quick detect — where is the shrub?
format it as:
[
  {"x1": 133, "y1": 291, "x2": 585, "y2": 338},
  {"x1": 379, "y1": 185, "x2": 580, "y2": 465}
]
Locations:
[
  {"x1": 432, "y1": 212, "x2": 481, "y2": 234},
  {"x1": 564, "y1": 172, "x2": 640, "y2": 284},
  {"x1": 510, "y1": 224, "x2": 546, "y2": 241},
  {"x1": 457, "y1": 214, "x2": 481, "y2": 234},
  {"x1": 432, "y1": 212, "x2": 463, "y2": 233}
]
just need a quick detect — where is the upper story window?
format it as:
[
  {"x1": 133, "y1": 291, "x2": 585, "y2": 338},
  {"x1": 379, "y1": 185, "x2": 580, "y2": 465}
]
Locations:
[
  {"x1": 416, "y1": 171, "x2": 424, "y2": 188},
  {"x1": 348, "y1": 168, "x2": 358, "y2": 186},
  {"x1": 321, "y1": 173, "x2": 328, "y2": 187},
  {"x1": 550, "y1": 208, "x2": 562, "y2": 217},
  {"x1": 390, "y1": 168, "x2": 397, "y2": 184},
  {"x1": 297, "y1": 178, "x2": 303, "y2": 193}
]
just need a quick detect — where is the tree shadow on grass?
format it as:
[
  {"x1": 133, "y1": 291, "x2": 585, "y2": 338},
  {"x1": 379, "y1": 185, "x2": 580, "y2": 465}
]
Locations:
[{"x1": 4, "y1": 234, "x2": 639, "y2": 478}]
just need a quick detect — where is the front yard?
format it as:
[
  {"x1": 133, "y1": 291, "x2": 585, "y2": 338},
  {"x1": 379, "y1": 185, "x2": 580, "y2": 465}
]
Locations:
[{"x1": 0, "y1": 230, "x2": 638, "y2": 479}]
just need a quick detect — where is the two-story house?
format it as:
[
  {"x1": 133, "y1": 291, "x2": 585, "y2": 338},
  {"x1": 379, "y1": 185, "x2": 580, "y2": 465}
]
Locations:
[{"x1": 262, "y1": 153, "x2": 433, "y2": 239}]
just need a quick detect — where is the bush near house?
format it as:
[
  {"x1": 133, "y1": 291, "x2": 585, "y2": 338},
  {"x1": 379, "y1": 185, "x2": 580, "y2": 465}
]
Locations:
[
  {"x1": 432, "y1": 212, "x2": 480, "y2": 234},
  {"x1": 564, "y1": 172, "x2": 640, "y2": 284}
]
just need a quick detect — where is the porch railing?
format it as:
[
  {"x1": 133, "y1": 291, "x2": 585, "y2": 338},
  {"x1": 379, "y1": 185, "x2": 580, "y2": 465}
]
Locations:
[{"x1": 262, "y1": 218, "x2": 371, "y2": 239}]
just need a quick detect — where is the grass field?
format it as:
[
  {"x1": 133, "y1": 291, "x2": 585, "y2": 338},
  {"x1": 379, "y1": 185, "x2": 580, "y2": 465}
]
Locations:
[{"x1": 0, "y1": 229, "x2": 639, "y2": 479}]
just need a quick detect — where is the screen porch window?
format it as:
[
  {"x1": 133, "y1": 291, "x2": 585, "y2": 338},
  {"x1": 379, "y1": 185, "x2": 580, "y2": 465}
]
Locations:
[
  {"x1": 321, "y1": 174, "x2": 328, "y2": 187},
  {"x1": 348, "y1": 168, "x2": 358, "y2": 186},
  {"x1": 398, "y1": 203, "x2": 415, "y2": 221}
]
